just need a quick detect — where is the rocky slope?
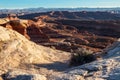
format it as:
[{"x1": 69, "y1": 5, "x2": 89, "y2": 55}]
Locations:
[{"x1": 0, "y1": 26, "x2": 71, "y2": 79}]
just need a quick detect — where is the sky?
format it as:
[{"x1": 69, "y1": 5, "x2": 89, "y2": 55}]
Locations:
[{"x1": 0, "y1": 0, "x2": 120, "y2": 9}]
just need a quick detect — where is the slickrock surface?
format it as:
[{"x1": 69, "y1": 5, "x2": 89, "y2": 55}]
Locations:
[
  {"x1": 4, "y1": 70, "x2": 47, "y2": 80},
  {"x1": 0, "y1": 26, "x2": 71, "y2": 79},
  {"x1": 49, "y1": 38, "x2": 120, "y2": 80}
]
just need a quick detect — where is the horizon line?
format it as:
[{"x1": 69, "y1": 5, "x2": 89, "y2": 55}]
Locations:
[{"x1": 0, "y1": 7, "x2": 120, "y2": 10}]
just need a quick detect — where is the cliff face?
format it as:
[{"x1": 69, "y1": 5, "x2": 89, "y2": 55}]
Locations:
[
  {"x1": 0, "y1": 19, "x2": 30, "y2": 39},
  {"x1": 27, "y1": 26, "x2": 49, "y2": 43},
  {"x1": 0, "y1": 19, "x2": 50, "y2": 43},
  {"x1": 22, "y1": 11, "x2": 118, "y2": 53},
  {"x1": 56, "y1": 20, "x2": 120, "y2": 37},
  {"x1": 31, "y1": 17, "x2": 118, "y2": 52}
]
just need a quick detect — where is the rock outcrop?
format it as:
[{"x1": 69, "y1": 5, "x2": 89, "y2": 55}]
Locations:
[
  {"x1": 0, "y1": 18, "x2": 50, "y2": 43},
  {"x1": 0, "y1": 26, "x2": 71, "y2": 79},
  {"x1": 0, "y1": 19, "x2": 30, "y2": 39}
]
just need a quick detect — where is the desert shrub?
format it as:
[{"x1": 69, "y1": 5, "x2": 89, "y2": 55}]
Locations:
[{"x1": 70, "y1": 48, "x2": 96, "y2": 66}]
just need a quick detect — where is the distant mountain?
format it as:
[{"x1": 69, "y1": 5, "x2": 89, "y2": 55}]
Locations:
[{"x1": 0, "y1": 7, "x2": 120, "y2": 15}]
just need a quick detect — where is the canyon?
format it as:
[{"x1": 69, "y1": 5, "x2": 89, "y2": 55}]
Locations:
[
  {"x1": 0, "y1": 11, "x2": 120, "y2": 80},
  {"x1": 21, "y1": 11, "x2": 120, "y2": 53},
  {"x1": 1, "y1": 11, "x2": 119, "y2": 53}
]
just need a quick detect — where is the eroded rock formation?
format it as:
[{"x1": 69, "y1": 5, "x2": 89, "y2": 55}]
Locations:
[
  {"x1": 0, "y1": 12, "x2": 119, "y2": 53},
  {"x1": 32, "y1": 17, "x2": 118, "y2": 52},
  {"x1": 0, "y1": 17, "x2": 50, "y2": 43}
]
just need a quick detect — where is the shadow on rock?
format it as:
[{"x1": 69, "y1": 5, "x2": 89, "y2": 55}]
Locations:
[
  {"x1": 33, "y1": 61, "x2": 69, "y2": 71},
  {"x1": 8, "y1": 75, "x2": 32, "y2": 80}
]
